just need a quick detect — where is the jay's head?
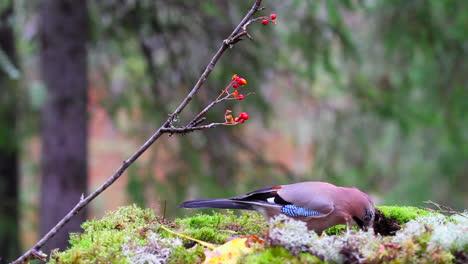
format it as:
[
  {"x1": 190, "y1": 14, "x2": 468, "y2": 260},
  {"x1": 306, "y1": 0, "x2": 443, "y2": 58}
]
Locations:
[{"x1": 346, "y1": 188, "x2": 375, "y2": 231}]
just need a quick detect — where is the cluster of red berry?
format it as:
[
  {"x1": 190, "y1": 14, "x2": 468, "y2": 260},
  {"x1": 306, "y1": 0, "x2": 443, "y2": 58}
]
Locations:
[
  {"x1": 233, "y1": 76, "x2": 247, "y2": 88},
  {"x1": 222, "y1": 74, "x2": 250, "y2": 124},
  {"x1": 231, "y1": 74, "x2": 248, "y2": 100},
  {"x1": 235, "y1": 112, "x2": 249, "y2": 123},
  {"x1": 261, "y1": 14, "x2": 277, "y2": 25},
  {"x1": 219, "y1": 14, "x2": 278, "y2": 125},
  {"x1": 225, "y1": 110, "x2": 249, "y2": 124}
]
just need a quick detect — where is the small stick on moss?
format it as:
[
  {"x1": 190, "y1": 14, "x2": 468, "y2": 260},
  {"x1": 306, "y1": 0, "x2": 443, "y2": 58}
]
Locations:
[
  {"x1": 163, "y1": 200, "x2": 167, "y2": 222},
  {"x1": 424, "y1": 200, "x2": 468, "y2": 218},
  {"x1": 160, "y1": 225, "x2": 216, "y2": 249}
]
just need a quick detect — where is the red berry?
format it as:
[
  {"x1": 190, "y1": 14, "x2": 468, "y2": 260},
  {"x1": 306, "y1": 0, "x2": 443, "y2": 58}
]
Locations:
[
  {"x1": 239, "y1": 112, "x2": 249, "y2": 120},
  {"x1": 238, "y1": 78, "x2": 247, "y2": 85},
  {"x1": 261, "y1": 19, "x2": 269, "y2": 25},
  {"x1": 233, "y1": 83, "x2": 239, "y2": 88},
  {"x1": 238, "y1": 94, "x2": 245, "y2": 100},
  {"x1": 239, "y1": 119, "x2": 245, "y2": 123},
  {"x1": 270, "y1": 14, "x2": 277, "y2": 20}
]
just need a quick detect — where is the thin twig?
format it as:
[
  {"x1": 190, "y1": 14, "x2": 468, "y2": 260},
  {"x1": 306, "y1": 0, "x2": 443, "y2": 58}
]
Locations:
[
  {"x1": 167, "y1": 0, "x2": 263, "y2": 125},
  {"x1": 187, "y1": 94, "x2": 230, "y2": 127},
  {"x1": 190, "y1": 117, "x2": 207, "y2": 127},
  {"x1": 188, "y1": 89, "x2": 254, "y2": 128},
  {"x1": 162, "y1": 122, "x2": 234, "y2": 134},
  {"x1": 424, "y1": 200, "x2": 467, "y2": 218},
  {"x1": 12, "y1": 1, "x2": 263, "y2": 263},
  {"x1": 160, "y1": 226, "x2": 215, "y2": 249},
  {"x1": 163, "y1": 200, "x2": 167, "y2": 221}
]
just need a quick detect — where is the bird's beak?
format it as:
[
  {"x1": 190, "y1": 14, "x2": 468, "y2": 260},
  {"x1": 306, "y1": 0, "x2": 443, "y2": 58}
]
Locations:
[{"x1": 352, "y1": 216, "x2": 365, "y2": 230}]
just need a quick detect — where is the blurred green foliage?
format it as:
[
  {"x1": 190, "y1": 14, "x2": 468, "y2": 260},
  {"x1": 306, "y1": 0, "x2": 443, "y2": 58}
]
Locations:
[
  {"x1": 332, "y1": 0, "x2": 468, "y2": 206},
  {"x1": 9, "y1": 0, "x2": 468, "y2": 223}
]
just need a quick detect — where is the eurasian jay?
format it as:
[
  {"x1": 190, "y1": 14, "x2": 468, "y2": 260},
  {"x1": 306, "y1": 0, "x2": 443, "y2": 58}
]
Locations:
[{"x1": 179, "y1": 181, "x2": 375, "y2": 234}]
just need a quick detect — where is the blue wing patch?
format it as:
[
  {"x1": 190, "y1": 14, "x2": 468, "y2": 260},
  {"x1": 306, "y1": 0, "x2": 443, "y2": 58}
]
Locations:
[{"x1": 281, "y1": 204, "x2": 324, "y2": 217}]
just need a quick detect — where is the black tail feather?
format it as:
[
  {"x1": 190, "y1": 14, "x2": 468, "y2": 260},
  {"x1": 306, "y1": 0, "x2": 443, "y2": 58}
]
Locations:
[{"x1": 178, "y1": 198, "x2": 253, "y2": 210}]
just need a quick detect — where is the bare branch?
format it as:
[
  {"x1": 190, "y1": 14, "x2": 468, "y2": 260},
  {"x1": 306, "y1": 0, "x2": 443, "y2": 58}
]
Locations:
[
  {"x1": 187, "y1": 93, "x2": 231, "y2": 127},
  {"x1": 12, "y1": 1, "x2": 263, "y2": 263},
  {"x1": 424, "y1": 200, "x2": 468, "y2": 218},
  {"x1": 167, "y1": 0, "x2": 263, "y2": 125},
  {"x1": 162, "y1": 122, "x2": 234, "y2": 134}
]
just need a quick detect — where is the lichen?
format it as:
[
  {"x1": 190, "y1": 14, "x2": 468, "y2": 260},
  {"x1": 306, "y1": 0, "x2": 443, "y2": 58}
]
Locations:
[
  {"x1": 122, "y1": 232, "x2": 182, "y2": 264},
  {"x1": 401, "y1": 211, "x2": 468, "y2": 252},
  {"x1": 268, "y1": 215, "x2": 379, "y2": 263},
  {"x1": 267, "y1": 209, "x2": 467, "y2": 264},
  {"x1": 268, "y1": 214, "x2": 316, "y2": 254}
]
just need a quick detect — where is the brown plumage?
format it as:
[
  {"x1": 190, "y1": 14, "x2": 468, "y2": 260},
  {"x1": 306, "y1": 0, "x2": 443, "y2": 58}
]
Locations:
[{"x1": 179, "y1": 181, "x2": 375, "y2": 234}]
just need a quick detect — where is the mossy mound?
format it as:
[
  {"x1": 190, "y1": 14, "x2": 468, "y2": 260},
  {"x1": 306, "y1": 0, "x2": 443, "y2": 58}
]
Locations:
[
  {"x1": 49, "y1": 205, "x2": 156, "y2": 264},
  {"x1": 48, "y1": 205, "x2": 267, "y2": 264},
  {"x1": 47, "y1": 205, "x2": 468, "y2": 264},
  {"x1": 377, "y1": 205, "x2": 437, "y2": 223}
]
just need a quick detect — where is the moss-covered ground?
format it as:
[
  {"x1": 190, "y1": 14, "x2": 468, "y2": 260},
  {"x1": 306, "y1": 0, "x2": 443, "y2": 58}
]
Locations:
[{"x1": 47, "y1": 205, "x2": 468, "y2": 264}]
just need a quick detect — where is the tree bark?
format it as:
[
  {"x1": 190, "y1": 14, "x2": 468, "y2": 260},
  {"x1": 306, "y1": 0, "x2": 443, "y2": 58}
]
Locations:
[
  {"x1": 40, "y1": 0, "x2": 88, "y2": 252},
  {"x1": 0, "y1": 2, "x2": 20, "y2": 262}
]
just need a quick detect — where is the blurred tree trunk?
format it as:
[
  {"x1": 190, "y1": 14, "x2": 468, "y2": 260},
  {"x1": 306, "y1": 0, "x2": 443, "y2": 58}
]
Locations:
[
  {"x1": 40, "y1": 0, "x2": 88, "y2": 252},
  {"x1": 0, "y1": 2, "x2": 20, "y2": 262}
]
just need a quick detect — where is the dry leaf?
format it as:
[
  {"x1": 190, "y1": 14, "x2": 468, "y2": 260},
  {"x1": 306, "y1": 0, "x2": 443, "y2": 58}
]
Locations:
[{"x1": 203, "y1": 235, "x2": 263, "y2": 264}]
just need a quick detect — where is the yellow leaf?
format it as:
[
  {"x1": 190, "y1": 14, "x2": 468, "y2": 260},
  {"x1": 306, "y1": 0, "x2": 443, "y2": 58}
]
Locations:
[{"x1": 203, "y1": 235, "x2": 263, "y2": 264}]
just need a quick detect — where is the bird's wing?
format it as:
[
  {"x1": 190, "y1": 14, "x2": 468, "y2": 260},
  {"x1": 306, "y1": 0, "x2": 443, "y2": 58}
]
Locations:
[
  {"x1": 229, "y1": 185, "x2": 282, "y2": 199},
  {"x1": 276, "y1": 182, "x2": 336, "y2": 215},
  {"x1": 180, "y1": 182, "x2": 336, "y2": 218},
  {"x1": 228, "y1": 182, "x2": 335, "y2": 217},
  {"x1": 229, "y1": 185, "x2": 289, "y2": 205}
]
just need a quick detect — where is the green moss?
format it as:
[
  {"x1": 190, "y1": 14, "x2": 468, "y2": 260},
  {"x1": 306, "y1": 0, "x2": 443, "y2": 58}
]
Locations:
[
  {"x1": 49, "y1": 205, "x2": 156, "y2": 264},
  {"x1": 172, "y1": 211, "x2": 267, "y2": 244},
  {"x1": 241, "y1": 247, "x2": 325, "y2": 264},
  {"x1": 185, "y1": 226, "x2": 222, "y2": 243},
  {"x1": 416, "y1": 231, "x2": 432, "y2": 247},
  {"x1": 324, "y1": 224, "x2": 360, "y2": 235},
  {"x1": 377, "y1": 205, "x2": 436, "y2": 224},
  {"x1": 48, "y1": 206, "x2": 266, "y2": 264},
  {"x1": 168, "y1": 244, "x2": 205, "y2": 264},
  {"x1": 324, "y1": 224, "x2": 346, "y2": 235}
]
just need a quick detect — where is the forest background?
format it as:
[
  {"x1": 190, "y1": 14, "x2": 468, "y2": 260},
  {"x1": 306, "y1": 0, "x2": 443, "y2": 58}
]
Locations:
[{"x1": 0, "y1": 0, "x2": 467, "y2": 262}]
